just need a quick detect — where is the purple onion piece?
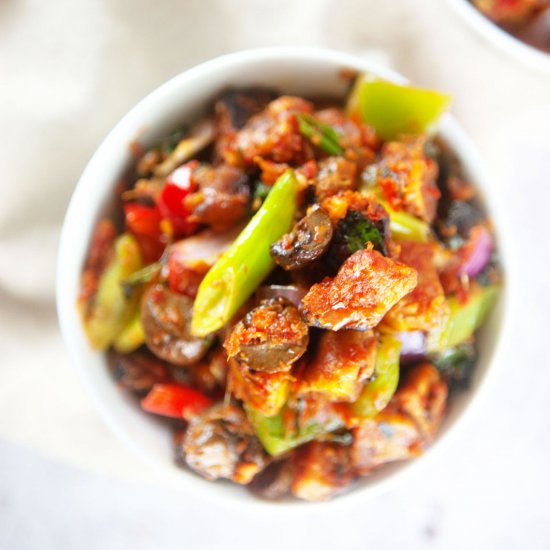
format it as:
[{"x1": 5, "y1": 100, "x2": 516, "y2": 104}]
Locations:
[
  {"x1": 459, "y1": 226, "x2": 493, "y2": 278},
  {"x1": 396, "y1": 331, "x2": 427, "y2": 364},
  {"x1": 256, "y1": 285, "x2": 308, "y2": 307}
]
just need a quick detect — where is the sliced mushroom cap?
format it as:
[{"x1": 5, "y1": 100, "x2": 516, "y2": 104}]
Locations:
[
  {"x1": 224, "y1": 297, "x2": 309, "y2": 373},
  {"x1": 247, "y1": 459, "x2": 294, "y2": 500},
  {"x1": 270, "y1": 206, "x2": 333, "y2": 271},
  {"x1": 183, "y1": 403, "x2": 268, "y2": 484},
  {"x1": 107, "y1": 348, "x2": 171, "y2": 396},
  {"x1": 141, "y1": 284, "x2": 211, "y2": 366}
]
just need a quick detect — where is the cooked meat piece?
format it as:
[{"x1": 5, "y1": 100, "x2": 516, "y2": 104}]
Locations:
[
  {"x1": 107, "y1": 348, "x2": 171, "y2": 395},
  {"x1": 184, "y1": 164, "x2": 250, "y2": 231},
  {"x1": 297, "y1": 330, "x2": 377, "y2": 402},
  {"x1": 247, "y1": 459, "x2": 294, "y2": 500},
  {"x1": 225, "y1": 298, "x2": 309, "y2": 373},
  {"x1": 136, "y1": 148, "x2": 164, "y2": 177},
  {"x1": 270, "y1": 206, "x2": 333, "y2": 271},
  {"x1": 516, "y1": 7, "x2": 550, "y2": 51},
  {"x1": 224, "y1": 96, "x2": 314, "y2": 166},
  {"x1": 301, "y1": 246, "x2": 418, "y2": 331},
  {"x1": 79, "y1": 220, "x2": 117, "y2": 307},
  {"x1": 314, "y1": 108, "x2": 379, "y2": 153},
  {"x1": 473, "y1": 0, "x2": 543, "y2": 24},
  {"x1": 216, "y1": 87, "x2": 279, "y2": 132},
  {"x1": 313, "y1": 156, "x2": 358, "y2": 202},
  {"x1": 374, "y1": 136, "x2": 440, "y2": 223},
  {"x1": 228, "y1": 359, "x2": 291, "y2": 416},
  {"x1": 141, "y1": 284, "x2": 211, "y2": 366},
  {"x1": 437, "y1": 200, "x2": 484, "y2": 242},
  {"x1": 186, "y1": 348, "x2": 228, "y2": 394},
  {"x1": 352, "y1": 363, "x2": 447, "y2": 475},
  {"x1": 383, "y1": 241, "x2": 449, "y2": 332},
  {"x1": 392, "y1": 363, "x2": 448, "y2": 442},
  {"x1": 351, "y1": 409, "x2": 423, "y2": 475},
  {"x1": 183, "y1": 403, "x2": 268, "y2": 484},
  {"x1": 153, "y1": 119, "x2": 216, "y2": 178},
  {"x1": 291, "y1": 441, "x2": 354, "y2": 501}
]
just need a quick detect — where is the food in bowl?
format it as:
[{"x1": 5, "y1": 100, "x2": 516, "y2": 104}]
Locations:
[
  {"x1": 78, "y1": 74, "x2": 502, "y2": 501},
  {"x1": 471, "y1": 0, "x2": 550, "y2": 52}
]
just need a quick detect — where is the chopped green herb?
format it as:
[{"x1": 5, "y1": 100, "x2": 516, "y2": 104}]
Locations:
[
  {"x1": 297, "y1": 113, "x2": 344, "y2": 155},
  {"x1": 342, "y1": 210, "x2": 387, "y2": 255}
]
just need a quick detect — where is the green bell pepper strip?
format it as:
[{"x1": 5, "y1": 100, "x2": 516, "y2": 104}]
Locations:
[
  {"x1": 113, "y1": 307, "x2": 145, "y2": 353},
  {"x1": 191, "y1": 170, "x2": 300, "y2": 337},
  {"x1": 435, "y1": 284, "x2": 499, "y2": 351},
  {"x1": 347, "y1": 75, "x2": 451, "y2": 141},
  {"x1": 296, "y1": 113, "x2": 344, "y2": 155},
  {"x1": 83, "y1": 233, "x2": 143, "y2": 350},
  {"x1": 351, "y1": 333, "x2": 401, "y2": 419},
  {"x1": 385, "y1": 207, "x2": 430, "y2": 243},
  {"x1": 246, "y1": 404, "x2": 344, "y2": 457}
]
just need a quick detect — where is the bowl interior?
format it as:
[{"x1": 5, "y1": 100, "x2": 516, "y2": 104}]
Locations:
[{"x1": 57, "y1": 48, "x2": 508, "y2": 508}]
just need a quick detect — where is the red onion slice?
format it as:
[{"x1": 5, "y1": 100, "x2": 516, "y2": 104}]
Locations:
[
  {"x1": 459, "y1": 225, "x2": 493, "y2": 278},
  {"x1": 396, "y1": 331, "x2": 426, "y2": 364}
]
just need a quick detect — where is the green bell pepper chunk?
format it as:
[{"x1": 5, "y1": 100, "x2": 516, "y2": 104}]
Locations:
[
  {"x1": 436, "y1": 284, "x2": 499, "y2": 351},
  {"x1": 351, "y1": 333, "x2": 401, "y2": 419},
  {"x1": 347, "y1": 75, "x2": 451, "y2": 141},
  {"x1": 246, "y1": 405, "x2": 344, "y2": 457},
  {"x1": 191, "y1": 170, "x2": 300, "y2": 337},
  {"x1": 377, "y1": 199, "x2": 430, "y2": 243},
  {"x1": 83, "y1": 233, "x2": 143, "y2": 350},
  {"x1": 113, "y1": 307, "x2": 145, "y2": 353}
]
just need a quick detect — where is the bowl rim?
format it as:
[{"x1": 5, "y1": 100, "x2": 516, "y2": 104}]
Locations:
[
  {"x1": 56, "y1": 46, "x2": 511, "y2": 511},
  {"x1": 445, "y1": 0, "x2": 550, "y2": 72}
]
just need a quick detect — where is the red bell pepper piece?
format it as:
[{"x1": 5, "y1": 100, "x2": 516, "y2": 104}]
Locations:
[
  {"x1": 123, "y1": 203, "x2": 165, "y2": 263},
  {"x1": 157, "y1": 164, "x2": 198, "y2": 236},
  {"x1": 141, "y1": 383, "x2": 213, "y2": 421}
]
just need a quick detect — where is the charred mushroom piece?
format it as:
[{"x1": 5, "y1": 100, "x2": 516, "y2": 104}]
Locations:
[
  {"x1": 224, "y1": 298, "x2": 309, "y2": 373},
  {"x1": 247, "y1": 459, "x2": 294, "y2": 500},
  {"x1": 184, "y1": 164, "x2": 250, "y2": 231},
  {"x1": 183, "y1": 403, "x2": 268, "y2": 484},
  {"x1": 141, "y1": 284, "x2": 211, "y2": 366},
  {"x1": 270, "y1": 206, "x2": 333, "y2": 271},
  {"x1": 107, "y1": 348, "x2": 171, "y2": 395},
  {"x1": 216, "y1": 87, "x2": 279, "y2": 132}
]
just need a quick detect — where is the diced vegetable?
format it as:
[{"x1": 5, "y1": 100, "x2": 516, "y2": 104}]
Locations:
[
  {"x1": 347, "y1": 75, "x2": 451, "y2": 141},
  {"x1": 246, "y1": 405, "x2": 343, "y2": 457},
  {"x1": 82, "y1": 234, "x2": 143, "y2": 350},
  {"x1": 140, "y1": 383, "x2": 213, "y2": 420},
  {"x1": 191, "y1": 170, "x2": 300, "y2": 337},
  {"x1": 113, "y1": 307, "x2": 145, "y2": 353},
  {"x1": 340, "y1": 210, "x2": 387, "y2": 255},
  {"x1": 351, "y1": 334, "x2": 401, "y2": 419},
  {"x1": 381, "y1": 201, "x2": 430, "y2": 243},
  {"x1": 435, "y1": 284, "x2": 499, "y2": 351},
  {"x1": 297, "y1": 113, "x2": 344, "y2": 155},
  {"x1": 434, "y1": 343, "x2": 477, "y2": 387},
  {"x1": 157, "y1": 164, "x2": 198, "y2": 236}
]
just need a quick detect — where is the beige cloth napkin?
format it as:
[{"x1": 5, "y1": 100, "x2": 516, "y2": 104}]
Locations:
[{"x1": 1, "y1": 0, "x2": 549, "y2": 483}]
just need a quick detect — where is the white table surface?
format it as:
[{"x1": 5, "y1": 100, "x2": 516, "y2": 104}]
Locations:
[{"x1": 1, "y1": 0, "x2": 549, "y2": 548}]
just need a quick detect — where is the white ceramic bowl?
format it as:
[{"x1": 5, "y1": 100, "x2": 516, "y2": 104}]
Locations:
[
  {"x1": 57, "y1": 47, "x2": 509, "y2": 509},
  {"x1": 446, "y1": 0, "x2": 550, "y2": 72}
]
